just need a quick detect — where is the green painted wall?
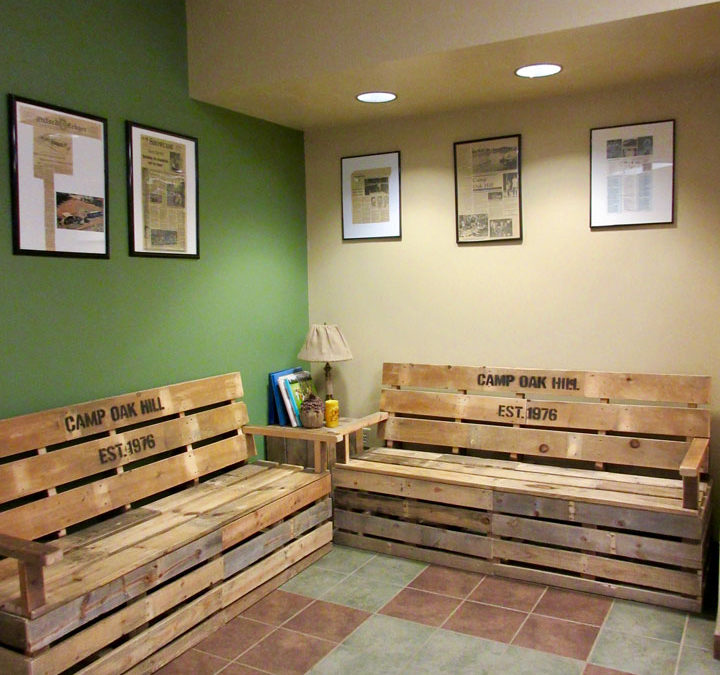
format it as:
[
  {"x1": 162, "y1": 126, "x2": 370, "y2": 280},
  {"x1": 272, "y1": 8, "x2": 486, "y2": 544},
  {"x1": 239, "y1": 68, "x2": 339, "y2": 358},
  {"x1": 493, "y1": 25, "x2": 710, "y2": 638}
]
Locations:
[{"x1": 0, "y1": 0, "x2": 309, "y2": 448}]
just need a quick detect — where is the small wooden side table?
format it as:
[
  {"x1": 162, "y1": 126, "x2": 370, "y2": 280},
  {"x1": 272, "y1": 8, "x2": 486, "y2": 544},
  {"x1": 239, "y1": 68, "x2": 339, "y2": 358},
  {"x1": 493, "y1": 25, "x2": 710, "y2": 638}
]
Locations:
[{"x1": 245, "y1": 412, "x2": 388, "y2": 473}]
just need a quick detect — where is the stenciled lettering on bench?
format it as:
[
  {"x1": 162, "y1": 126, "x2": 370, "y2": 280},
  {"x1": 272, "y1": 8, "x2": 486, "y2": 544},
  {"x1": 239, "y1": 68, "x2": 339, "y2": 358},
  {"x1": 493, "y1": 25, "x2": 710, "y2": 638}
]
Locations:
[
  {"x1": 478, "y1": 372, "x2": 581, "y2": 392},
  {"x1": 63, "y1": 395, "x2": 166, "y2": 432},
  {"x1": 98, "y1": 434, "x2": 156, "y2": 465},
  {"x1": 497, "y1": 404, "x2": 559, "y2": 422}
]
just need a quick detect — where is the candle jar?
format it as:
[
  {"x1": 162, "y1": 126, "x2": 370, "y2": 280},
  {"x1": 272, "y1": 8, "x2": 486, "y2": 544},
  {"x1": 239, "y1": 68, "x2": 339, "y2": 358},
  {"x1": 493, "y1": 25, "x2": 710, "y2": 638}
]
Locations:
[{"x1": 324, "y1": 399, "x2": 339, "y2": 428}]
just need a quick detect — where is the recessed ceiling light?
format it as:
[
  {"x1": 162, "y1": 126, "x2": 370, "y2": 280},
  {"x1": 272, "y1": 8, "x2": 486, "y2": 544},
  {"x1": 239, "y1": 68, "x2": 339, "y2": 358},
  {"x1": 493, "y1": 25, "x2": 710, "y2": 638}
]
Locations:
[
  {"x1": 514, "y1": 63, "x2": 562, "y2": 79},
  {"x1": 356, "y1": 91, "x2": 397, "y2": 103}
]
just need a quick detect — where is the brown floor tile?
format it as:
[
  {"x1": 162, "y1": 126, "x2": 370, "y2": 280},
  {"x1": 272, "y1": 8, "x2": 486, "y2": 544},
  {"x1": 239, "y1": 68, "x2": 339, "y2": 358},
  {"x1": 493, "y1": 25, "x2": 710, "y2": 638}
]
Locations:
[
  {"x1": 408, "y1": 565, "x2": 484, "y2": 598},
  {"x1": 444, "y1": 600, "x2": 526, "y2": 642},
  {"x1": 583, "y1": 666, "x2": 633, "y2": 675},
  {"x1": 534, "y1": 587, "x2": 612, "y2": 626},
  {"x1": 512, "y1": 614, "x2": 599, "y2": 660},
  {"x1": 238, "y1": 627, "x2": 336, "y2": 675},
  {"x1": 220, "y1": 665, "x2": 267, "y2": 675},
  {"x1": 155, "y1": 648, "x2": 229, "y2": 675},
  {"x1": 195, "y1": 616, "x2": 274, "y2": 660},
  {"x1": 241, "y1": 589, "x2": 313, "y2": 626},
  {"x1": 284, "y1": 599, "x2": 370, "y2": 642},
  {"x1": 379, "y1": 587, "x2": 462, "y2": 627},
  {"x1": 469, "y1": 576, "x2": 545, "y2": 611}
]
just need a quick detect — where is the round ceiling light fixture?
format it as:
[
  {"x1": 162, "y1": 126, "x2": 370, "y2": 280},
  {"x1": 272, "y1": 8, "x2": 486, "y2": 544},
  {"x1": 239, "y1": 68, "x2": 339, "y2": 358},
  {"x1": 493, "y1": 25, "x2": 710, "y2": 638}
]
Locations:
[
  {"x1": 514, "y1": 63, "x2": 562, "y2": 79},
  {"x1": 356, "y1": 91, "x2": 397, "y2": 103}
]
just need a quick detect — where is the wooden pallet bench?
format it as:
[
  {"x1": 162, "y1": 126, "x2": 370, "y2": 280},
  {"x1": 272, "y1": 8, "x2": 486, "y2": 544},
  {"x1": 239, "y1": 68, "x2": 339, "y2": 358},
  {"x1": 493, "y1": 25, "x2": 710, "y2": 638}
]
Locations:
[
  {"x1": 333, "y1": 363, "x2": 712, "y2": 612},
  {"x1": 0, "y1": 373, "x2": 332, "y2": 675}
]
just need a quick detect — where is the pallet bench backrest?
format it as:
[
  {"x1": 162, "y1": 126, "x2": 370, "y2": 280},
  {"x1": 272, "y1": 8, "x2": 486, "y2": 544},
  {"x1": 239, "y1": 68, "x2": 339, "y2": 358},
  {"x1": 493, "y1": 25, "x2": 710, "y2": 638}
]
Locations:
[
  {"x1": 379, "y1": 363, "x2": 711, "y2": 482},
  {"x1": 0, "y1": 373, "x2": 252, "y2": 542}
]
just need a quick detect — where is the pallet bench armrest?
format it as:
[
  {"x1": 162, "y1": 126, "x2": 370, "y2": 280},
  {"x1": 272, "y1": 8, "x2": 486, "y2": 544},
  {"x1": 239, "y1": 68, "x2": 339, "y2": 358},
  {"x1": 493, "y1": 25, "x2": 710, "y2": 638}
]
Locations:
[
  {"x1": 0, "y1": 533, "x2": 63, "y2": 616},
  {"x1": 679, "y1": 437, "x2": 709, "y2": 511}
]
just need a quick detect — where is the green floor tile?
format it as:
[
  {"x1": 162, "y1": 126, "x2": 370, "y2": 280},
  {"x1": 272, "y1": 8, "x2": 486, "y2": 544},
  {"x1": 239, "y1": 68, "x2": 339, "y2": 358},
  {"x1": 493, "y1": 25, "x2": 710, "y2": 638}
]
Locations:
[
  {"x1": 494, "y1": 645, "x2": 584, "y2": 675},
  {"x1": 407, "y1": 628, "x2": 507, "y2": 674},
  {"x1": 342, "y1": 614, "x2": 436, "y2": 662},
  {"x1": 603, "y1": 599, "x2": 686, "y2": 642},
  {"x1": 590, "y1": 629, "x2": 680, "y2": 675},
  {"x1": 352, "y1": 553, "x2": 427, "y2": 586},
  {"x1": 280, "y1": 565, "x2": 347, "y2": 599},
  {"x1": 677, "y1": 645, "x2": 720, "y2": 675},
  {"x1": 320, "y1": 572, "x2": 404, "y2": 612},
  {"x1": 685, "y1": 614, "x2": 716, "y2": 650}
]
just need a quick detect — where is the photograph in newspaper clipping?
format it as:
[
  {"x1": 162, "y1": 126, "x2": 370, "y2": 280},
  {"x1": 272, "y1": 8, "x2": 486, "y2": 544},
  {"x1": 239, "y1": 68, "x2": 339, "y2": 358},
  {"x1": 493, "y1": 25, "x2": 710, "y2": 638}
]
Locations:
[
  {"x1": 10, "y1": 96, "x2": 107, "y2": 256},
  {"x1": 454, "y1": 135, "x2": 521, "y2": 243},
  {"x1": 590, "y1": 120, "x2": 674, "y2": 228},
  {"x1": 341, "y1": 151, "x2": 401, "y2": 240}
]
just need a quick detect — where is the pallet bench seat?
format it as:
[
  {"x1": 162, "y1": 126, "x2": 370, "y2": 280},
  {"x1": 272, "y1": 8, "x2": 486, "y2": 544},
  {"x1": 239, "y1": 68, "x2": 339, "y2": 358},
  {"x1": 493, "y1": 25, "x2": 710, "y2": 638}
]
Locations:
[
  {"x1": 333, "y1": 363, "x2": 712, "y2": 612},
  {"x1": 0, "y1": 373, "x2": 332, "y2": 675}
]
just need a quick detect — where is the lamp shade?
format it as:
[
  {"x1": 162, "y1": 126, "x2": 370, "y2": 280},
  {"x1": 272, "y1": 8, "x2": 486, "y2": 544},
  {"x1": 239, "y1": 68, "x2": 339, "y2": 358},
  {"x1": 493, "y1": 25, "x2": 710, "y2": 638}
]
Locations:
[{"x1": 298, "y1": 324, "x2": 353, "y2": 363}]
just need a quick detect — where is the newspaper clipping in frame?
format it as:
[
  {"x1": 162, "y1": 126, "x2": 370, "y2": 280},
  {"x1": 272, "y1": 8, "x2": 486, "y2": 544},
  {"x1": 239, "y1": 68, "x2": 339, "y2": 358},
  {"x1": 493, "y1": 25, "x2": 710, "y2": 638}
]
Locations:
[
  {"x1": 351, "y1": 166, "x2": 391, "y2": 224},
  {"x1": 141, "y1": 135, "x2": 187, "y2": 252},
  {"x1": 605, "y1": 134, "x2": 653, "y2": 215},
  {"x1": 455, "y1": 135, "x2": 521, "y2": 243}
]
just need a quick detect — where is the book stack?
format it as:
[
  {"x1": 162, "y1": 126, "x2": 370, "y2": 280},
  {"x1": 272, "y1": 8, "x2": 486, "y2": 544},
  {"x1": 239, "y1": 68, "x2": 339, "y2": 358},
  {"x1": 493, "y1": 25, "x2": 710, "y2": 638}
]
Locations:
[{"x1": 268, "y1": 368, "x2": 318, "y2": 427}]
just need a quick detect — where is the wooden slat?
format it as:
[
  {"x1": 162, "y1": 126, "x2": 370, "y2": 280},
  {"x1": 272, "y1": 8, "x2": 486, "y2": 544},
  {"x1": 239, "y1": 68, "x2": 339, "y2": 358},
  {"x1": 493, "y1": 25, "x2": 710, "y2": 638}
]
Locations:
[
  {"x1": 0, "y1": 536, "x2": 62, "y2": 566},
  {"x1": 332, "y1": 465, "x2": 492, "y2": 509},
  {"x1": 0, "y1": 435, "x2": 249, "y2": 540},
  {"x1": 382, "y1": 363, "x2": 710, "y2": 404},
  {"x1": 491, "y1": 513, "x2": 702, "y2": 567},
  {"x1": 343, "y1": 457, "x2": 689, "y2": 513},
  {"x1": 492, "y1": 539, "x2": 700, "y2": 596},
  {"x1": 333, "y1": 488, "x2": 490, "y2": 534},
  {"x1": 0, "y1": 373, "x2": 244, "y2": 458},
  {"x1": 383, "y1": 416, "x2": 689, "y2": 471},
  {"x1": 380, "y1": 388, "x2": 710, "y2": 437},
  {"x1": 359, "y1": 448, "x2": 687, "y2": 501},
  {"x1": 493, "y1": 490, "x2": 705, "y2": 539},
  {"x1": 335, "y1": 509, "x2": 491, "y2": 558},
  {"x1": 0, "y1": 402, "x2": 249, "y2": 506},
  {"x1": 680, "y1": 437, "x2": 710, "y2": 477}
]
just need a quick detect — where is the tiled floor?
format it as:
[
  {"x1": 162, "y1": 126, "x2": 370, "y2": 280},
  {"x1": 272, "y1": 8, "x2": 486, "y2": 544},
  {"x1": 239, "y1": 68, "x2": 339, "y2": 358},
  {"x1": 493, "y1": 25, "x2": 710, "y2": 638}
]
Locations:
[{"x1": 157, "y1": 545, "x2": 720, "y2": 675}]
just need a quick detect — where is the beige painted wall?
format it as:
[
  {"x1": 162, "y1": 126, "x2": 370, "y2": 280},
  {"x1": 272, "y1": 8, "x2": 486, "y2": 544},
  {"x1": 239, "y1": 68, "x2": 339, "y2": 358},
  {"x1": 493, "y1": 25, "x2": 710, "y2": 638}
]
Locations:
[{"x1": 304, "y1": 73, "x2": 720, "y2": 485}]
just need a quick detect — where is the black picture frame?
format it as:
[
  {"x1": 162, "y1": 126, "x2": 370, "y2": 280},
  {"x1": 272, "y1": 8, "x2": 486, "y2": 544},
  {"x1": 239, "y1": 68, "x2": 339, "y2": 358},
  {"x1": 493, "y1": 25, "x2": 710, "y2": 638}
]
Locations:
[
  {"x1": 127, "y1": 121, "x2": 199, "y2": 258},
  {"x1": 590, "y1": 119, "x2": 675, "y2": 229},
  {"x1": 9, "y1": 95, "x2": 109, "y2": 258},
  {"x1": 454, "y1": 134, "x2": 522, "y2": 244}
]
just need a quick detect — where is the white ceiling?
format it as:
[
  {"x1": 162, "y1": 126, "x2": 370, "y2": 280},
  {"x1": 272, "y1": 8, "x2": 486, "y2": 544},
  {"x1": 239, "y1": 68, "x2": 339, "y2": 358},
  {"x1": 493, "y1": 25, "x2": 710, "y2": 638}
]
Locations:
[{"x1": 186, "y1": 0, "x2": 720, "y2": 130}]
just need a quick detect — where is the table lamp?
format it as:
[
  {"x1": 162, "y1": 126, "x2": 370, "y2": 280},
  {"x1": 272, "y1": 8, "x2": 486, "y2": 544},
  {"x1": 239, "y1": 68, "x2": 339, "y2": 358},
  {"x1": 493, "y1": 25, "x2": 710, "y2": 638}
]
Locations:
[{"x1": 297, "y1": 323, "x2": 353, "y2": 400}]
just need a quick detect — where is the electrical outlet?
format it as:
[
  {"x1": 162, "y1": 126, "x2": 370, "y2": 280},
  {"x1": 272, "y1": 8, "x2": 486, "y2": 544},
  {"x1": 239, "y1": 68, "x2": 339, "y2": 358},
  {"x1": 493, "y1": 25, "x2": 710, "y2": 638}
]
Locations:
[{"x1": 362, "y1": 427, "x2": 371, "y2": 449}]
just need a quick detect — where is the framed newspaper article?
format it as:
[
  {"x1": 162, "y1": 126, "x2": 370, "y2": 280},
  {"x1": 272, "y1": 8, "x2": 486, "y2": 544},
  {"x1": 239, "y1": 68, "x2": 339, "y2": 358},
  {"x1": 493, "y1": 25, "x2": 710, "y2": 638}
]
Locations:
[
  {"x1": 454, "y1": 135, "x2": 522, "y2": 244},
  {"x1": 590, "y1": 120, "x2": 674, "y2": 228},
  {"x1": 127, "y1": 122, "x2": 198, "y2": 258},
  {"x1": 9, "y1": 95, "x2": 109, "y2": 258},
  {"x1": 341, "y1": 151, "x2": 401, "y2": 240}
]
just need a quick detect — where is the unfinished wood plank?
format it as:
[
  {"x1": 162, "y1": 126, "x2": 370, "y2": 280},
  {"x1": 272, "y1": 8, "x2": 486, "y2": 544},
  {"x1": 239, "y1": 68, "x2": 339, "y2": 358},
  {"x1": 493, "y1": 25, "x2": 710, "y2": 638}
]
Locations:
[
  {"x1": 0, "y1": 373, "x2": 244, "y2": 458},
  {"x1": 491, "y1": 513, "x2": 702, "y2": 567},
  {"x1": 492, "y1": 539, "x2": 700, "y2": 596},
  {"x1": 493, "y1": 491, "x2": 704, "y2": 538},
  {"x1": 380, "y1": 388, "x2": 710, "y2": 437},
  {"x1": 0, "y1": 402, "x2": 249, "y2": 506},
  {"x1": 332, "y1": 465, "x2": 492, "y2": 509},
  {"x1": 382, "y1": 363, "x2": 710, "y2": 404},
  {"x1": 333, "y1": 488, "x2": 490, "y2": 534},
  {"x1": 492, "y1": 562, "x2": 701, "y2": 613},
  {"x1": 383, "y1": 417, "x2": 690, "y2": 471},
  {"x1": 221, "y1": 473, "x2": 331, "y2": 549},
  {"x1": 223, "y1": 499, "x2": 332, "y2": 577},
  {"x1": 221, "y1": 523, "x2": 333, "y2": 607},
  {"x1": 680, "y1": 437, "x2": 710, "y2": 476},
  {"x1": 335, "y1": 509, "x2": 492, "y2": 558},
  {"x1": 0, "y1": 435, "x2": 250, "y2": 540},
  {"x1": 333, "y1": 530, "x2": 494, "y2": 576}
]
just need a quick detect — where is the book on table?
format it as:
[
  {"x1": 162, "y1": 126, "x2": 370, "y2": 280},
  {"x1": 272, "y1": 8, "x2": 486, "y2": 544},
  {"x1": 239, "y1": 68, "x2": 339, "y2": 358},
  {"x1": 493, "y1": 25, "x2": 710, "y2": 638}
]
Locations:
[
  {"x1": 268, "y1": 367, "x2": 302, "y2": 425},
  {"x1": 279, "y1": 370, "x2": 317, "y2": 427}
]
